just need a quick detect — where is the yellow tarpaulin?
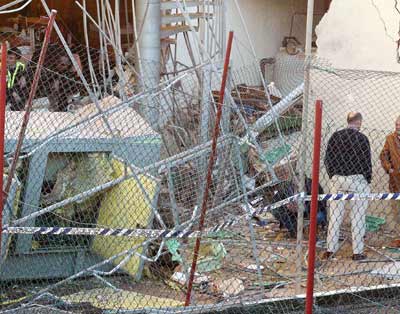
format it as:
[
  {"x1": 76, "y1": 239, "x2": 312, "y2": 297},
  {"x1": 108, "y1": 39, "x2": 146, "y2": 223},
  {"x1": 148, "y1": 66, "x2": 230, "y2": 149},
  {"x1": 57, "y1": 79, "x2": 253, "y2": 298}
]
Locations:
[{"x1": 92, "y1": 160, "x2": 157, "y2": 278}]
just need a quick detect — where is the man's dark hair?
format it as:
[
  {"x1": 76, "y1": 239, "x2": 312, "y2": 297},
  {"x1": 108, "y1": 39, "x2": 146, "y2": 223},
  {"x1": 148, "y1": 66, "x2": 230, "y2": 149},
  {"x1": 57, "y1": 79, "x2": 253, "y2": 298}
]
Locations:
[
  {"x1": 347, "y1": 112, "x2": 363, "y2": 124},
  {"x1": 8, "y1": 47, "x2": 22, "y2": 58}
]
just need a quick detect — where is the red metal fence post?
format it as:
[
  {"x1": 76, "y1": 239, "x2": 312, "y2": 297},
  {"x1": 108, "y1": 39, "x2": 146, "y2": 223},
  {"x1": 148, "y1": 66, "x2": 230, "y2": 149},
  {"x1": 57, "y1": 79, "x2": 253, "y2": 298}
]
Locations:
[
  {"x1": 3, "y1": 10, "x2": 57, "y2": 201},
  {"x1": 184, "y1": 31, "x2": 234, "y2": 306},
  {"x1": 0, "y1": 42, "x2": 7, "y2": 255},
  {"x1": 305, "y1": 100, "x2": 323, "y2": 314}
]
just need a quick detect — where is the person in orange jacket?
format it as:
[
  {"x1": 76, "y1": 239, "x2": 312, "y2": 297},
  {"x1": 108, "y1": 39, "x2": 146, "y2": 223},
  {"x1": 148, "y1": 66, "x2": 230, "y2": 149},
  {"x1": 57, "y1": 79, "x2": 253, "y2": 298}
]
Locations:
[{"x1": 380, "y1": 116, "x2": 400, "y2": 230}]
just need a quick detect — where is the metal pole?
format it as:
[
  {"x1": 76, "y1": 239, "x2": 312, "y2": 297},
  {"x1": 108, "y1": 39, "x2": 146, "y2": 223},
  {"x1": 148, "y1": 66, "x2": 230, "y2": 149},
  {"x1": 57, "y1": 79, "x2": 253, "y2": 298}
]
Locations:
[
  {"x1": 0, "y1": 43, "x2": 7, "y2": 255},
  {"x1": 136, "y1": 0, "x2": 161, "y2": 84},
  {"x1": 305, "y1": 100, "x2": 323, "y2": 314},
  {"x1": 305, "y1": 0, "x2": 315, "y2": 55},
  {"x1": 295, "y1": 0, "x2": 315, "y2": 293},
  {"x1": 135, "y1": 0, "x2": 161, "y2": 127},
  {"x1": 184, "y1": 31, "x2": 234, "y2": 307},
  {"x1": 3, "y1": 10, "x2": 57, "y2": 201}
]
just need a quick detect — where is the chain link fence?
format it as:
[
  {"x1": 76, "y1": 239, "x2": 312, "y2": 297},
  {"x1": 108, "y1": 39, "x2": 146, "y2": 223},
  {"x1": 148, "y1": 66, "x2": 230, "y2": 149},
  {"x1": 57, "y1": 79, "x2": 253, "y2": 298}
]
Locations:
[
  {"x1": 3, "y1": 12, "x2": 400, "y2": 314},
  {"x1": 298, "y1": 57, "x2": 400, "y2": 313}
]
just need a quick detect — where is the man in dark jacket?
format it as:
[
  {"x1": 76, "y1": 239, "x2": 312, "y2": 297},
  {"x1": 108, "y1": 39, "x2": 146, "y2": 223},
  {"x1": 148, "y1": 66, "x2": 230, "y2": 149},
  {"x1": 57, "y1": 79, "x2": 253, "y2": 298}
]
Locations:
[
  {"x1": 323, "y1": 112, "x2": 372, "y2": 261},
  {"x1": 271, "y1": 177, "x2": 327, "y2": 238}
]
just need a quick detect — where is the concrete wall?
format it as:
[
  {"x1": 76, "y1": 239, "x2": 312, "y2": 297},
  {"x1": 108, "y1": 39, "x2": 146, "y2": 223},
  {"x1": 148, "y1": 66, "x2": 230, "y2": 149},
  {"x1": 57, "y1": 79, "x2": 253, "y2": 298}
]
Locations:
[
  {"x1": 175, "y1": 0, "x2": 327, "y2": 71},
  {"x1": 227, "y1": 0, "x2": 314, "y2": 68},
  {"x1": 314, "y1": 0, "x2": 400, "y2": 132}
]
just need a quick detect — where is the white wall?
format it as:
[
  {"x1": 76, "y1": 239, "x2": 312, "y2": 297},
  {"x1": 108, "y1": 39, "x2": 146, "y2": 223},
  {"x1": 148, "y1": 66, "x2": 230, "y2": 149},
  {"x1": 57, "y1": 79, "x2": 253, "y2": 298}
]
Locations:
[
  {"x1": 316, "y1": 0, "x2": 400, "y2": 72},
  {"x1": 314, "y1": 0, "x2": 400, "y2": 149},
  {"x1": 174, "y1": 0, "x2": 326, "y2": 71}
]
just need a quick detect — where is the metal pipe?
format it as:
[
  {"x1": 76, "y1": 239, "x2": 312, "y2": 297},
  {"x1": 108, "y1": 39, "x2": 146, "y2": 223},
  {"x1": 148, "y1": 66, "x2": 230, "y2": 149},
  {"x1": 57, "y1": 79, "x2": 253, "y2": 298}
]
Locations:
[
  {"x1": 305, "y1": 100, "x2": 323, "y2": 314},
  {"x1": 136, "y1": 0, "x2": 161, "y2": 84},
  {"x1": 305, "y1": 0, "x2": 315, "y2": 55},
  {"x1": 296, "y1": 0, "x2": 316, "y2": 292},
  {"x1": 3, "y1": 10, "x2": 57, "y2": 201},
  {"x1": 184, "y1": 31, "x2": 234, "y2": 307},
  {"x1": 0, "y1": 42, "x2": 7, "y2": 255},
  {"x1": 83, "y1": 0, "x2": 101, "y2": 96},
  {"x1": 0, "y1": 0, "x2": 32, "y2": 14},
  {"x1": 136, "y1": 0, "x2": 161, "y2": 127},
  {"x1": 252, "y1": 83, "x2": 304, "y2": 134},
  {"x1": 0, "y1": 0, "x2": 27, "y2": 11}
]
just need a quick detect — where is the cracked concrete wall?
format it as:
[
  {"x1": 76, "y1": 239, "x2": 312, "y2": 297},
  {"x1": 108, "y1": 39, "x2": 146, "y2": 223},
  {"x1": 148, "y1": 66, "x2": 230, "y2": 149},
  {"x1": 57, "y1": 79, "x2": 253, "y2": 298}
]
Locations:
[
  {"x1": 316, "y1": 0, "x2": 400, "y2": 71},
  {"x1": 313, "y1": 0, "x2": 400, "y2": 132}
]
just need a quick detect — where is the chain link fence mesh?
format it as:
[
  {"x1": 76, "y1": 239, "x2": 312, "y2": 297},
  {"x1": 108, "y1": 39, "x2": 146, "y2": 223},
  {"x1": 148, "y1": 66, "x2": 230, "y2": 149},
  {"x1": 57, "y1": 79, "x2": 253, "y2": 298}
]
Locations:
[
  {"x1": 2, "y1": 6, "x2": 400, "y2": 314},
  {"x1": 298, "y1": 57, "x2": 400, "y2": 314}
]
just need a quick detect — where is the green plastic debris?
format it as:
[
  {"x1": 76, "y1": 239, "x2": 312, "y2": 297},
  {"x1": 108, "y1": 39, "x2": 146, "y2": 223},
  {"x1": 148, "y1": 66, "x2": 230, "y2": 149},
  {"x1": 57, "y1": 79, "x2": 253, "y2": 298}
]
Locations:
[
  {"x1": 385, "y1": 247, "x2": 400, "y2": 253},
  {"x1": 263, "y1": 116, "x2": 302, "y2": 136},
  {"x1": 197, "y1": 242, "x2": 227, "y2": 273},
  {"x1": 263, "y1": 144, "x2": 291, "y2": 165},
  {"x1": 166, "y1": 239, "x2": 183, "y2": 264},
  {"x1": 366, "y1": 215, "x2": 386, "y2": 232},
  {"x1": 166, "y1": 240, "x2": 227, "y2": 273}
]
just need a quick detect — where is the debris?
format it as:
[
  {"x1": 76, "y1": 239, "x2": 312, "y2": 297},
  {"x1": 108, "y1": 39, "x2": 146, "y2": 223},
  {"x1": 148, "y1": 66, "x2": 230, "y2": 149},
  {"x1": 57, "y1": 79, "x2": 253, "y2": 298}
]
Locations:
[
  {"x1": 253, "y1": 82, "x2": 304, "y2": 135},
  {"x1": 267, "y1": 82, "x2": 283, "y2": 99},
  {"x1": 253, "y1": 281, "x2": 286, "y2": 289},
  {"x1": 244, "y1": 175, "x2": 256, "y2": 190},
  {"x1": 42, "y1": 154, "x2": 114, "y2": 219},
  {"x1": 263, "y1": 143, "x2": 291, "y2": 165},
  {"x1": 171, "y1": 272, "x2": 209, "y2": 286},
  {"x1": 166, "y1": 240, "x2": 227, "y2": 273},
  {"x1": 212, "y1": 278, "x2": 245, "y2": 298},
  {"x1": 366, "y1": 215, "x2": 385, "y2": 232},
  {"x1": 246, "y1": 264, "x2": 265, "y2": 271},
  {"x1": 251, "y1": 215, "x2": 270, "y2": 227},
  {"x1": 62, "y1": 288, "x2": 183, "y2": 310},
  {"x1": 91, "y1": 160, "x2": 158, "y2": 279},
  {"x1": 166, "y1": 239, "x2": 183, "y2": 264},
  {"x1": 388, "y1": 239, "x2": 400, "y2": 248}
]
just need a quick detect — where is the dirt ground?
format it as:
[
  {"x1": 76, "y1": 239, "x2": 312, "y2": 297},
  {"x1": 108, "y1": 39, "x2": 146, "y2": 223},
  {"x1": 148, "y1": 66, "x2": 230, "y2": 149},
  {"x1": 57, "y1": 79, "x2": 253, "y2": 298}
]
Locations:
[{"x1": 2, "y1": 220, "x2": 400, "y2": 313}]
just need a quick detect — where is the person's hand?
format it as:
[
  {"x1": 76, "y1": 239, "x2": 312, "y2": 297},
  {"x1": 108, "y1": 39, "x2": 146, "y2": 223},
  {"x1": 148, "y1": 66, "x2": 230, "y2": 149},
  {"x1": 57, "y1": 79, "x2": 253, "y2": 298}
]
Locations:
[{"x1": 389, "y1": 169, "x2": 395, "y2": 174}]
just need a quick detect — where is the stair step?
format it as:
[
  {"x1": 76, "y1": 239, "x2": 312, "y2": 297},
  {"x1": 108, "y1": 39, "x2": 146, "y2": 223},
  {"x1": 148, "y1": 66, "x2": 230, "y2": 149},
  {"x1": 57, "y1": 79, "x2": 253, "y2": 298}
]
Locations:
[
  {"x1": 162, "y1": 12, "x2": 213, "y2": 24},
  {"x1": 161, "y1": 1, "x2": 203, "y2": 10},
  {"x1": 161, "y1": 25, "x2": 198, "y2": 38}
]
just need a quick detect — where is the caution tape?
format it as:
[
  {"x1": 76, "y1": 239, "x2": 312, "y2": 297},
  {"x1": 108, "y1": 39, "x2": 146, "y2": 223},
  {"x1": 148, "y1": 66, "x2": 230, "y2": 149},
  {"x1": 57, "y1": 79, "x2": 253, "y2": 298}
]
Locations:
[{"x1": 3, "y1": 192, "x2": 400, "y2": 238}]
